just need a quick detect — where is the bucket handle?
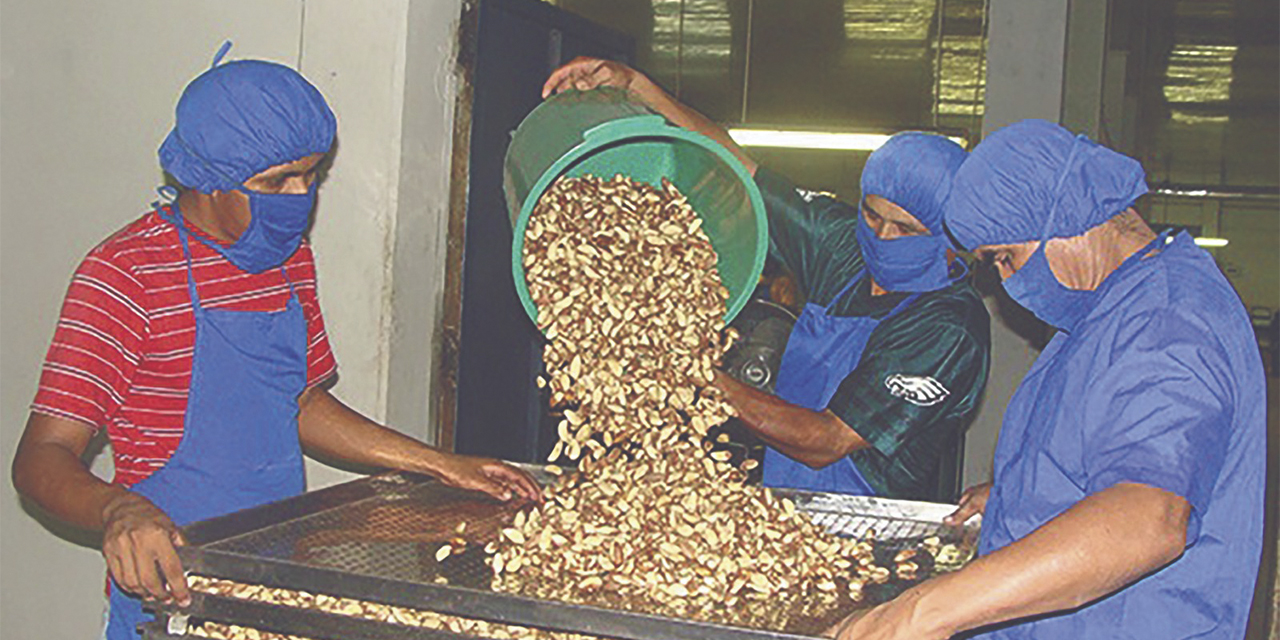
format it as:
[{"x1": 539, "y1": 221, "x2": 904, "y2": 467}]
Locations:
[{"x1": 582, "y1": 114, "x2": 670, "y2": 141}]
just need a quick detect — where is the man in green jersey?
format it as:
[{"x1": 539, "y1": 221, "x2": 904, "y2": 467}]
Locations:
[{"x1": 544, "y1": 58, "x2": 990, "y2": 501}]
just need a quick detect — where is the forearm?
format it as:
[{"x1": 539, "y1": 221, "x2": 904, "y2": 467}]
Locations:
[
  {"x1": 297, "y1": 388, "x2": 450, "y2": 476},
  {"x1": 904, "y1": 483, "x2": 1190, "y2": 637},
  {"x1": 12, "y1": 419, "x2": 127, "y2": 532},
  {"x1": 626, "y1": 78, "x2": 757, "y2": 175},
  {"x1": 714, "y1": 373, "x2": 867, "y2": 466}
]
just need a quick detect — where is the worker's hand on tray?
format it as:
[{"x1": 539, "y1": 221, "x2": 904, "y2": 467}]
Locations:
[
  {"x1": 101, "y1": 492, "x2": 191, "y2": 607},
  {"x1": 434, "y1": 455, "x2": 542, "y2": 503},
  {"x1": 543, "y1": 57, "x2": 644, "y2": 99},
  {"x1": 824, "y1": 587, "x2": 950, "y2": 640},
  {"x1": 944, "y1": 482, "x2": 991, "y2": 527}
]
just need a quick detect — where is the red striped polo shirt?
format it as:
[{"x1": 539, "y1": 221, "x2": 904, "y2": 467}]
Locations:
[{"x1": 31, "y1": 207, "x2": 337, "y2": 487}]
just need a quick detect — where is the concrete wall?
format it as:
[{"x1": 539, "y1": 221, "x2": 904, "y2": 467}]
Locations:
[
  {"x1": 0, "y1": 1, "x2": 462, "y2": 637},
  {"x1": 959, "y1": 0, "x2": 1119, "y2": 488}
]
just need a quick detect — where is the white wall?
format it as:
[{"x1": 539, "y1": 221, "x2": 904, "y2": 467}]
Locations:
[{"x1": 0, "y1": 1, "x2": 462, "y2": 637}]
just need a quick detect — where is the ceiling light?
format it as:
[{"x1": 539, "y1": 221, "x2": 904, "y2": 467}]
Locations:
[
  {"x1": 727, "y1": 128, "x2": 967, "y2": 151},
  {"x1": 1166, "y1": 236, "x2": 1229, "y2": 248}
]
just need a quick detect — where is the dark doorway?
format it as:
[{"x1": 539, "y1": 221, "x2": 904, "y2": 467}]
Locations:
[{"x1": 451, "y1": 0, "x2": 634, "y2": 463}]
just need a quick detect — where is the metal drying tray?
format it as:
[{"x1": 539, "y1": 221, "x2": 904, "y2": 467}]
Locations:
[{"x1": 154, "y1": 467, "x2": 979, "y2": 640}]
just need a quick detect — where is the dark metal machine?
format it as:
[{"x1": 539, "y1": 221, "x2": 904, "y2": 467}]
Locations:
[
  {"x1": 143, "y1": 468, "x2": 978, "y2": 640},
  {"x1": 723, "y1": 299, "x2": 798, "y2": 395}
]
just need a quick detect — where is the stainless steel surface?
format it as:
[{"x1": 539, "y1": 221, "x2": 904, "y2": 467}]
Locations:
[
  {"x1": 146, "y1": 593, "x2": 478, "y2": 640},
  {"x1": 164, "y1": 468, "x2": 979, "y2": 640}
]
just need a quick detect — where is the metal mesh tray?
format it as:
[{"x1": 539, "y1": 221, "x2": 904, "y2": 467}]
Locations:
[{"x1": 165, "y1": 469, "x2": 978, "y2": 640}]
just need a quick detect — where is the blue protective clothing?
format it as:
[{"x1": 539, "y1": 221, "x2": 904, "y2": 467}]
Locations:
[
  {"x1": 753, "y1": 165, "x2": 990, "y2": 500},
  {"x1": 857, "y1": 132, "x2": 967, "y2": 291},
  {"x1": 216, "y1": 182, "x2": 317, "y2": 273},
  {"x1": 763, "y1": 270, "x2": 922, "y2": 494},
  {"x1": 855, "y1": 213, "x2": 950, "y2": 292},
  {"x1": 860, "y1": 132, "x2": 967, "y2": 234},
  {"x1": 105, "y1": 206, "x2": 308, "y2": 640},
  {"x1": 158, "y1": 57, "x2": 335, "y2": 194},
  {"x1": 1000, "y1": 213, "x2": 1164, "y2": 334},
  {"x1": 946, "y1": 120, "x2": 1147, "y2": 250},
  {"x1": 973, "y1": 232, "x2": 1266, "y2": 639},
  {"x1": 999, "y1": 237, "x2": 1100, "y2": 332}
]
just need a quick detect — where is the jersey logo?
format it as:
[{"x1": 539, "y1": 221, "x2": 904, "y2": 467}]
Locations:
[
  {"x1": 884, "y1": 374, "x2": 949, "y2": 406},
  {"x1": 795, "y1": 187, "x2": 837, "y2": 203}
]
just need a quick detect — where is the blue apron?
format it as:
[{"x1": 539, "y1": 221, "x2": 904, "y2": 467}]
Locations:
[
  {"x1": 762, "y1": 269, "x2": 922, "y2": 494},
  {"x1": 106, "y1": 208, "x2": 307, "y2": 640}
]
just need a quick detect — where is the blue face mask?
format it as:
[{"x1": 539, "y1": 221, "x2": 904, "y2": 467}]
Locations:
[
  {"x1": 1004, "y1": 229, "x2": 1171, "y2": 332},
  {"x1": 208, "y1": 183, "x2": 316, "y2": 273},
  {"x1": 1001, "y1": 239, "x2": 1096, "y2": 332},
  {"x1": 855, "y1": 213, "x2": 951, "y2": 292}
]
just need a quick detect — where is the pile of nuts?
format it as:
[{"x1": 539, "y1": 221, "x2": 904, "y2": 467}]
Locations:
[
  {"x1": 190, "y1": 620, "x2": 308, "y2": 640},
  {"x1": 187, "y1": 575, "x2": 601, "y2": 640},
  {"x1": 523, "y1": 175, "x2": 738, "y2": 461},
  {"x1": 489, "y1": 438, "x2": 882, "y2": 630},
  {"x1": 494, "y1": 174, "x2": 890, "y2": 630}
]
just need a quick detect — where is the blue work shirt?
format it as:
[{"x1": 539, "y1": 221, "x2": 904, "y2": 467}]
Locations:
[{"x1": 972, "y1": 233, "x2": 1266, "y2": 639}]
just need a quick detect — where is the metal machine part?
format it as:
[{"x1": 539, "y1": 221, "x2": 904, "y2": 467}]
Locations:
[
  {"x1": 711, "y1": 298, "x2": 799, "y2": 481},
  {"x1": 146, "y1": 468, "x2": 979, "y2": 640},
  {"x1": 723, "y1": 299, "x2": 798, "y2": 394}
]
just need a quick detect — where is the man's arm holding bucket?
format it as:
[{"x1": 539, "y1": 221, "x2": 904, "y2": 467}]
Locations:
[{"x1": 543, "y1": 58, "x2": 758, "y2": 175}]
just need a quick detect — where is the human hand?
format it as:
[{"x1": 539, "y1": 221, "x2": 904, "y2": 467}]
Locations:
[
  {"x1": 435, "y1": 455, "x2": 542, "y2": 503},
  {"x1": 101, "y1": 493, "x2": 190, "y2": 607},
  {"x1": 542, "y1": 57, "x2": 646, "y2": 99},
  {"x1": 944, "y1": 482, "x2": 992, "y2": 526},
  {"x1": 709, "y1": 370, "x2": 746, "y2": 412},
  {"x1": 824, "y1": 588, "x2": 950, "y2": 640},
  {"x1": 768, "y1": 274, "x2": 802, "y2": 311}
]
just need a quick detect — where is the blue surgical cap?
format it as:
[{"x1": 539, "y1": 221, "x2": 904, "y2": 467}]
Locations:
[
  {"x1": 159, "y1": 60, "x2": 336, "y2": 193},
  {"x1": 861, "y1": 132, "x2": 968, "y2": 234},
  {"x1": 946, "y1": 119, "x2": 1147, "y2": 250}
]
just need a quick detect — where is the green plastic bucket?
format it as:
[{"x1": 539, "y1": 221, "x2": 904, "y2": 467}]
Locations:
[{"x1": 504, "y1": 87, "x2": 768, "y2": 329}]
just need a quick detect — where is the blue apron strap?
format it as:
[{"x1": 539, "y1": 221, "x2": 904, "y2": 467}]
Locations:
[
  {"x1": 154, "y1": 201, "x2": 204, "y2": 310},
  {"x1": 831, "y1": 267, "x2": 924, "y2": 320},
  {"x1": 279, "y1": 263, "x2": 300, "y2": 300},
  {"x1": 152, "y1": 190, "x2": 300, "y2": 305},
  {"x1": 825, "y1": 269, "x2": 868, "y2": 314},
  {"x1": 947, "y1": 254, "x2": 970, "y2": 282},
  {"x1": 888, "y1": 290, "x2": 924, "y2": 318}
]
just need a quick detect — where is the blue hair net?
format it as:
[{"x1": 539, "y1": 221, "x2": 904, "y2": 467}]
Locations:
[
  {"x1": 860, "y1": 132, "x2": 968, "y2": 234},
  {"x1": 946, "y1": 119, "x2": 1147, "y2": 250},
  {"x1": 159, "y1": 59, "x2": 336, "y2": 193}
]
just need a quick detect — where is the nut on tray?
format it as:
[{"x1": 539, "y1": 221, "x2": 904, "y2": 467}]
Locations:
[{"x1": 161, "y1": 470, "x2": 978, "y2": 640}]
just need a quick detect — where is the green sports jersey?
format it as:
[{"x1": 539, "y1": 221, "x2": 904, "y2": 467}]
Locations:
[{"x1": 755, "y1": 166, "x2": 991, "y2": 501}]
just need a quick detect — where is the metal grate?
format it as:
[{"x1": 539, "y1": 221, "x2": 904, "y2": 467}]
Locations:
[
  {"x1": 209, "y1": 480, "x2": 522, "y2": 589},
  {"x1": 808, "y1": 510, "x2": 939, "y2": 540},
  {"x1": 176, "y1": 470, "x2": 979, "y2": 639}
]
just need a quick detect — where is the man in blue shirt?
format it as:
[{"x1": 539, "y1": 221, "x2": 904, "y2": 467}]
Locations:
[{"x1": 830, "y1": 120, "x2": 1265, "y2": 639}]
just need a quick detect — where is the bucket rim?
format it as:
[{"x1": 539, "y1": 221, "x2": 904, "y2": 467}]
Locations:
[{"x1": 509, "y1": 116, "x2": 768, "y2": 329}]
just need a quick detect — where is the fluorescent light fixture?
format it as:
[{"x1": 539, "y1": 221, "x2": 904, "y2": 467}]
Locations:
[
  {"x1": 727, "y1": 128, "x2": 967, "y2": 151},
  {"x1": 1166, "y1": 236, "x2": 1229, "y2": 248}
]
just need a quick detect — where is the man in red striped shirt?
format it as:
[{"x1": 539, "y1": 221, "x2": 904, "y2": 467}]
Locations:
[{"x1": 12, "y1": 49, "x2": 538, "y2": 639}]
